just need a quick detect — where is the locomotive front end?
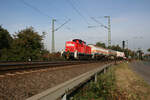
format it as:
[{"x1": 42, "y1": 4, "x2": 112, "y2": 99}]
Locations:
[{"x1": 61, "y1": 41, "x2": 76, "y2": 60}]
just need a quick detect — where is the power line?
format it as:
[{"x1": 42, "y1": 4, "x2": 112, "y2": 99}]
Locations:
[
  {"x1": 55, "y1": 19, "x2": 81, "y2": 38},
  {"x1": 71, "y1": 0, "x2": 91, "y2": 19},
  {"x1": 19, "y1": 0, "x2": 53, "y2": 19},
  {"x1": 65, "y1": 0, "x2": 90, "y2": 25},
  {"x1": 19, "y1": 0, "x2": 77, "y2": 33},
  {"x1": 91, "y1": 17, "x2": 108, "y2": 29},
  {"x1": 56, "y1": 20, "x2": 77, "y2": 34},
  {"x1": 55, "y1": 19, "x2": 71, "y2": 31},
  {"x1": 71, "y1": 0, "x2": 105, "y2": 27},
  {"x1": 70, "y1": 0, "x2": 106, "y2": 36},
  {"x1": 89, "y1": 17, "x2": 111, "y2": 46}
]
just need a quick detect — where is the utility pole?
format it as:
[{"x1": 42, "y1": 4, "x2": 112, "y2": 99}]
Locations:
[
  {"x1": 51, "y1": 19, "x2": 70, "y2": 53},
  {"x1": 126, "y1": 40, "x2": 128, "y2": 49},
  {"x1": 89, "y1": 17, "x2": 109, "y2": 46},
  {"x1": 104, "y1": 16, "x2": 111, "y2": 47},
  {"x1": 52, "y1": 19, "x2": 56, "y2": 53}
]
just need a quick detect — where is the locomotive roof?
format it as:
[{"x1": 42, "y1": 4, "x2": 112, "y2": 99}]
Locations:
[{"x1": 72, "y1": 39, "x2": 86, "y2": 44}]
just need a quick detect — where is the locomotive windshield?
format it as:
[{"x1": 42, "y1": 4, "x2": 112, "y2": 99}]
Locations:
[{"x1": 72, "y1": 39, "x2": 86, "y2": 44}]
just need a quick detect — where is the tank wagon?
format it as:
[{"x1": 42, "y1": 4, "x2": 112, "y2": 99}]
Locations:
[
  {"x1": 88, "y1": 44, "x2": 109, "y2": 59},
  {"x1": 116, "y1": 51, "x2": 125, "y2": 59},
  {"x1": 61, "y1": 39, "x2": 125, "y2": 60}
]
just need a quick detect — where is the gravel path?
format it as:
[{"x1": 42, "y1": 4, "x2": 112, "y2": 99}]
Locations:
[
  {"x1": 130, "y1": 61, "x2": 150, "y2": 85},
  {"x1": 0, "y1": 62, "x2": 105, "y2": 100}
]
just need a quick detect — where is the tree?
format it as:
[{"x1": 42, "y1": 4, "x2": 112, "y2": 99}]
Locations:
[
  {"x1": 147, "y1": 48, "x2": 150, "y2": 52},
  {"x1": 136, "y1": 49, "x2": 144, "y2": 60},
  {"x1": 0, "y1": 26, "x2": 12, "y2": 60},
  {"x1": 96, "y1": 42, "x2": 106, "y2": 48},
  {"x1": 12, "y1": 27, "x2": 45, "y2": 61},
  {"x1": 0, "y1": 26, "x2": 12, "y2": 49},
  {"x1": 108, "y1": 45, "x2": 123, "y2": 51}
]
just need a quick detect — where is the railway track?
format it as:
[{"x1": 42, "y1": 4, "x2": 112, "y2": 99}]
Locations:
[{"x1": 0, "y1": 60, "x2": 99, "y2": 74}]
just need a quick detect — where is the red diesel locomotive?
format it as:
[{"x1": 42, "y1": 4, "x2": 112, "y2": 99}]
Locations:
[{"x1": 61, "y1": 39, "x2": 92, "y2": 59}]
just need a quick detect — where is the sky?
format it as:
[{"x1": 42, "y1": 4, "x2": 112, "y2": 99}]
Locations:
[{"x1": 0, "y1": 0, "x2": 150, "y2": 53}]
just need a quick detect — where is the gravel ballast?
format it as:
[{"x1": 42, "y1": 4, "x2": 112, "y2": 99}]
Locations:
[{"x1": 0, "y1": 62, "x2": 105, "y2": 100}]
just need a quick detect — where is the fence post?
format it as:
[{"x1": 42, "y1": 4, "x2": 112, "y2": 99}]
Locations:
[
  {"x1": 104, "y1": 68, "x2": 106, "y2": 74},
  {"x1": 94, "y1": 73, "x2": 97, "y2": 83},
  {"x1": 62, "y1": 93, "x2": 67, "y2": 100}
]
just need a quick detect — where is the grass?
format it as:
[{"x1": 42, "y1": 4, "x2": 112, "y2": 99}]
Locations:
[
  {"x1": 70, "y1": 62, "x2": 150, "y2": 100},
  {"x1": 115, "y1": 63, "x2": 150, "y2": 100},
  {"x1": 71, "y1": 66, "x2": 117, "y2": 100}
]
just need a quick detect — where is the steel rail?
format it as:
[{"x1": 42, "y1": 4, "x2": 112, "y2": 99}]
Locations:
[{"x1": 0, "y1": 60, "x2": 99, "y2": 73}]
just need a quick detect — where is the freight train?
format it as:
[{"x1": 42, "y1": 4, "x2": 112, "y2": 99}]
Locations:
[{"x1": 61, "y1": 39, "x2": 125, "y2": 60}]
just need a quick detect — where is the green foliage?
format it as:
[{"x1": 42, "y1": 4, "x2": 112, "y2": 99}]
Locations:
[
  {"x1": 0, "y1": 26, "x2": 12, "y2": 49},
  {"x1": 147, "y1": 48, "x2": 150, "y2": 52},
  {"x1": 72, "y1": 68, "x2": 117, "y2": 100},
  {"x1": 108, "y1": 45, "x2": 123, "y2": 52},
  {"x1": 96, "y1": 42, "x2": 106, "y2": 48},
  {"x1": 0, "y1": 26, "x2": 13, "y2": 61},
  {"x1": 0, "y1": 26, "x2": 51, "y2": 61},
  {"x1": 136, "y1": 49, "x2": 144, "y2": 60},
  {"x1": 12, "y1": 27, "x2": 44, "y2": 61}
]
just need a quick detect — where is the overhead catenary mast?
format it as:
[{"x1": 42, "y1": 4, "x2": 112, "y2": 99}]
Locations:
[
  {"x1": 89, "y1": 16, "x2": 111, "y2": 47},
  {"x1": 51, "y1": 19, "x2": 56, "y2": 53},
  {"x1": 51, "y1": 19, "x2": 71, "y2": 53},
  {"x1": 104, "y1": 16, "x2": 111, "y2": 47}
]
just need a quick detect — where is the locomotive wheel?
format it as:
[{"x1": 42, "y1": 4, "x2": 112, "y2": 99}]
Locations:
[
  {"x1": 66, "y1": 55, "x2": 70, "y2": 60},
  {"x1": 66, "y1": 51, "x2": 70, "y2": 60}
]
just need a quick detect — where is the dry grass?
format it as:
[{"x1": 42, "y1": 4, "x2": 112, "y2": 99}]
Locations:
[{"x1": 115, "y1": 63, "x2": 150, "y2": 100}]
